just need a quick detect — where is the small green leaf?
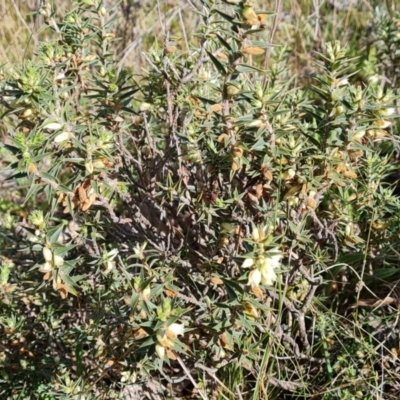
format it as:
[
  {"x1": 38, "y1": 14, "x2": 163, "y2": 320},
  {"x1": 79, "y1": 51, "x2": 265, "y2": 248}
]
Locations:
[{"x1": 206, "y1": 50, "x2": 226, "y2": 75}]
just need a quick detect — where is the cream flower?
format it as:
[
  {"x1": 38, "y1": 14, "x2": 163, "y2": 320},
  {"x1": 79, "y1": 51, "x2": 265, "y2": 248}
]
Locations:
[
  {"x1": 337, "y1": 78, "x2": 349, "y2": 86},
  {"x1": 42, "y1": 247, "x2": 64, "y2": 267},
  {"x1": 155, "y1": 343, "x2": 165, "y2": 359},
  {"x1": 351, "y1": 130, "x2": 365, "y2": 142},
  {"x1": 39, "y1": 261, "x2": 53, "y2": 273},
  {"x1": 242, "y1": 258, "x2": 255, "y2": 269},
  {"x1": 260, "y1": 263, "x2": 277, "y2": 286},
  {"x1": 43, "y1": 247, "x2": 53, "y2": 262},
  {"x1": 375, "y1": 119, "x2": 391, "y2": 129},
  {"x1": 166, "y1": 323, "x2": 184, "y2": 339},
  {"x1": 248, "y1": 268, "x2": 261, "y2": 288},
  {"x1": 381, "y1": 107, "x2": 395, "y2": 116},
  {"x1": 155, "y1": 323, "x2": 185, "y2": 359},
  {"x1": 142, "y1": 286, "x2": 151, "y2": 300},
  {"x1": 251, "y1": 226, "x2": 267, "y2": 243},
  {"x1": 243, "y1": 248, "x2": 283, "y2": 288},
  {"x1": 53, "y1": 254, "x2": 64, "y2": 266},
  {"x1": 54, "y1": 131, "x2": 74, "y2": 143},
  {"x1": 45, "y1": 122, "x2": 63, "y2": 131},
  {"x1": 259, "y1": 249, "x2": 282, "y2": 286},
  {"x1": 104, "y1": 260, "x2": 115, "y2": 274}
]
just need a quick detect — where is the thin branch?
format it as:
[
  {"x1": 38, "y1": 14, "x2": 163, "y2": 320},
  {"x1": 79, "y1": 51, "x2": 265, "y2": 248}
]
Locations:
[
  {"x1": 176, "y1": 356, "x2": 209, "y2": 400},
  {"x1": 10, "y1": 0, "x2": 38, "y2": 48}
]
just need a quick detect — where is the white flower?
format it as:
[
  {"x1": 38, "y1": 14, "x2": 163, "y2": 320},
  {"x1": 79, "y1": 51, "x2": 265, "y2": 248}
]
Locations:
[
  {"x1": 265, "y1": 250, "x2": 282, "y2": 269},
  {"x1": 260, "y1": 263, "x2": 277, "y2": 286},
  {"x1": 375, "y1": 119, "x2": 391, "y2": 129},
  {"x1": 54, "y1": 131, "x2": 74, "y2": 143},
  {"x1": 43, "y1": 247, "x2": 53, "y2": 262},
  {"x1": 248, "y1": 268, "x2": 262, "y2": 288},
  {"x1": 259, "y1": 249, "x2": 282, "y2": 286},
  {"x1": 247, "y1": 119, "x2": 264, "y2": 128},
  {"x1": 282, "y1": 168, "x2": 296, "y2": 181},
  {"x1": 53, "y1": 254, "x2": 64, "y2": 266},
  {"x1": 102, "y1": 249, "x2": 118, "y2": 274},
  {"x1": 252, "y1": 227, "x2": 260, "y2": 242},
  {"x1": 155, "y1": 322, "x2": 185, "y2": 359},
  {"x1": 251, "y1": 226, "x2": 266, "y2": 242},
  {"x1": 385, "y1": 107, "x2": 395, "y2": 116},
  {"x1": 121, "y1": 370, "x2": 136, "y2": 384},
  {"x1": 155, "y1": 343, "x2": 165, "y2": 359},
  {"x1": 243, "y1": 248, "x2": 283, "y2": 287},
  {"x1": 166, "y1": 323, "x2": 184, "y2": 339},
  {"x1": 42, "y1": 247, "x2": 64, "y2": 268},
  {"x1": 104, "y1": 260, "x2": 115, "y2": 274},
  {"x1": 139, "y1": 102, "x2": 152, "y2": 112},
  {"x1": 242, "y1": 258, "x2": 255, "y2": 269},
  {"x1": 351, "y1": 130, "x2": 365, "y2": 142},
  {"x1": 142, "y1": 286, "x2": 151, "y2": 300},
  {"x1": 54, "y1": 72, "x2": 66, "y2": 81},
  {"x1": 45, "y1": 122, "x2": 63, "y2": 131},
  {"x1": 39, "y1": 261, "x2": 53, "y2": 273}
]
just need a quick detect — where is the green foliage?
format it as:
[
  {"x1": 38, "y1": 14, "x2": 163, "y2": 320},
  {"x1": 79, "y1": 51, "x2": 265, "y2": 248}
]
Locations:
[
  {"x1": 371, "y1": 7, "x2": 400, "y2": 88},
  {"x1": 0, "y1": 1, "x2": 400, "y2": 399}
]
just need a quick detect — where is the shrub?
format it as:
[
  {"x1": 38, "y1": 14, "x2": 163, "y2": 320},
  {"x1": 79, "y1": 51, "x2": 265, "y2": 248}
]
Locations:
[{"x1": 0, "y1": 1, "x2": 400, "y2": 399}]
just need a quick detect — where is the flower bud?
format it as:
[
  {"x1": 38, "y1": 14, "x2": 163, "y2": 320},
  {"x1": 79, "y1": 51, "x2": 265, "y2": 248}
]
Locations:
[
  {"x1": 142, "y1": 286, "x2": 151, "y2": 300},
  {"x1": 242, "y1": 258, "x2": 255, "y2": 269},
  {"x1": 54, "y1": 131, "x2": 73, "y2": 143},
  {"x1": 45, "y1": 122, "x2": 63, "y2": 131},
  {"x1": 351, "y1": 130, "x2": 365, "y2": 142},
  {"x1": 53, "y1": 254, "x2": 64, "y2": 266},
  {"x1": 155, "y1": 343, "x2": 165, "y2": 359},
  {"x1": 29, "y1": 210, "x2": 44, "y2": 227},
  {"x1": 375, "y1": 119, "x2": 391, "y2": 129},
  {"x1": 247, "y1": 119, "x2": 264, "y2": 128},
  {"x1": 85, "y1": 161, "x2": 94, "y2": 174},
  {"x1": 252, "y1": 227, "x2": 260, "y2": 242},
  {"x1": 43, "y1": 247, "x2": 53, "y2": 262},
  {"x1": 139, "y1": 102, "x2": 152, "y2": 112}
]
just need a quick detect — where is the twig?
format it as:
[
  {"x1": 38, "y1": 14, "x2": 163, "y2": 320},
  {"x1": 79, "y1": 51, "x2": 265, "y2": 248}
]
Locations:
[
  {"x1": 194, "y1": 362, "x2": 236, "y2": 397},
  {"x1": 179, "y1": 9, "x2": 189, "y2": 54},
  {"x1": 267, "y1": 376, "x2": 304, "y2": 391},
  {"x1": 307, "y1": 206, "x2": 338, "y2": 260},
  {"x1": 95, "y1": 194, "x2": 132, "y2": 225},
  {"x1": 176, "y1": 292, "x2": 205, "y2": 308},
  {"x1": 10, "y1": 0, "x2": 38, "y2": 48},
  {"x1": 158, "y1": 368, "x2": 188, "y2": 384},
  {"x1": 236, "y1": 386, "x2": 244, "y2": 400},
  {"x1": 176, "y1": 356, "x2": 209, "y2": 400},
  {"x1": 263, "y1": 0, "x2": 283, "y2": 70},
  {"x1": 268, "y1": 290, "x2": 311, "y2": 350}
]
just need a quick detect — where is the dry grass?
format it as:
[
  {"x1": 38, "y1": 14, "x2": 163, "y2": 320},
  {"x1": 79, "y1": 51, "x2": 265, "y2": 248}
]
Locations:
[
  {"x1": 0, "y1": 0, "x2": 387, "y2": 76},
  {"x1": 0, "y1": 0, "x2": 203, "y2": 73}
]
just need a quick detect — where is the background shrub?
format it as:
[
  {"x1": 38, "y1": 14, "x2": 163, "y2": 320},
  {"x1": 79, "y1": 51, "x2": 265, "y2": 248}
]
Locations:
[{"x1": 1, "y1": 1, "x2": 400, "y2": 399}]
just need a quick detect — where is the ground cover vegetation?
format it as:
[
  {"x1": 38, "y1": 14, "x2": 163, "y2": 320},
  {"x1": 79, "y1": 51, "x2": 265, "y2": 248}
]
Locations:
[{"x1": 1, "y1": 0, "x2": 400, "y2": 399}]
